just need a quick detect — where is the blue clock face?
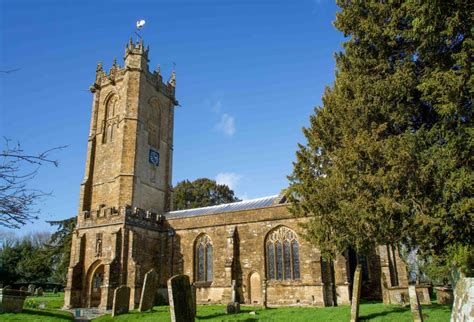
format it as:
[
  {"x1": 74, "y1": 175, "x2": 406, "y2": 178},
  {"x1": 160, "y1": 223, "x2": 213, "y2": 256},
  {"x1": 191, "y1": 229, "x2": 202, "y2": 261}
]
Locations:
[{"x1": 149, "y1": 149, "x2": 160, "y2": 166}]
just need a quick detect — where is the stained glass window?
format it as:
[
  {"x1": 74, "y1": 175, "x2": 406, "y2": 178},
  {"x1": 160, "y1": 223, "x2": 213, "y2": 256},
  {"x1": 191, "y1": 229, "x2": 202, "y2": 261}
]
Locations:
[
  {"x1": 265, "y1": 226, "x2": 300, "y2": 280},
  {"x1": 195, "y1": 235, "x2": 213, "y2": 282},
  {"x1": 206, "y1": 244, "x2": 213, "y2": 281},
  {"x1": 292, "y1": 240, "x2": 300, "y2": 279},
  {"x1": 267, "y1": 243, "x2": 275, "y2": 279},
  {"x1": 284, "y1": 240, "x2": 291, "y2": 280}
]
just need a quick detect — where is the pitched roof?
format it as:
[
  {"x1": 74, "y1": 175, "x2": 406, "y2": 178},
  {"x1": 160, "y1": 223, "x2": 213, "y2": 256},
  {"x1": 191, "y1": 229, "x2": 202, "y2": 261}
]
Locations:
[{"x1": 165, "y1": 195, "x2": 285, "y2": 219}]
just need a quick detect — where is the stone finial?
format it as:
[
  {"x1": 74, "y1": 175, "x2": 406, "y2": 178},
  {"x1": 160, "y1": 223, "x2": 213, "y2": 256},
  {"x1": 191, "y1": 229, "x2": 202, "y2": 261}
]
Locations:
[
  {"x1": 156, "y1": 64, "x2": 161, "y2": 76},
  {"x1": 168, "y1": 70, "x2": 176, "y2": 87},
  {"x1": 96, "y1": 62, "x2": 103, "y2": 72}
]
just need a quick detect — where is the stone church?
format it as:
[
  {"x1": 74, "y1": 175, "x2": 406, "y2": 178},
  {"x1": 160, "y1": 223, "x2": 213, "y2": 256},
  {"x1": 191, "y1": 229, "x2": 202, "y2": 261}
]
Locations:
[{"x1": 64, "y1": 39, "x2": 408, "y2": 310}]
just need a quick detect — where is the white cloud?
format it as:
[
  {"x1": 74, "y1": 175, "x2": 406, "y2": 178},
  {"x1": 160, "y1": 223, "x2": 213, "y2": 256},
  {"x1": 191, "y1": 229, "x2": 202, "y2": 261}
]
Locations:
[
  {"x1": 215, "y1": 172, "x2": 241, "y2": 190},
  {"x1": 216, "y1": 113, "x2": 235, "y2": 137}
]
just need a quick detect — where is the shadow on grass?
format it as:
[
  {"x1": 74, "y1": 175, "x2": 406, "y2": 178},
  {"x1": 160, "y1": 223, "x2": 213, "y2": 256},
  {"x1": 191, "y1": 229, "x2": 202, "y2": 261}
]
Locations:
[
  {"x1": 197, "y1": 307, "x2": 275, "y2": 321},
  {"x1": 358, "y1": 306, "x2": 408, "y2": 321},
  {"x1": 21, "y1": 308, "x2": 74, "y2": 320}
]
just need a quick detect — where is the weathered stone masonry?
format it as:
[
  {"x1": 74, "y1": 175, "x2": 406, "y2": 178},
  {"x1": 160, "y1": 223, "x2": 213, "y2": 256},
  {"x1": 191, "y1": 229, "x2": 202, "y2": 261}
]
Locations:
[{"x1": 64, "y1": 40, "x2": 407, "y2": 310}]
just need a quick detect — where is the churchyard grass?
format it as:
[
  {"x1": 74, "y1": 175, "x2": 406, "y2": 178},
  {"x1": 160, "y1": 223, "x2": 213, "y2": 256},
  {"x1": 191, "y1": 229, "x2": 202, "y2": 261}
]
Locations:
[
  {"x1": 94, "y1": 301, "x2": 451, "y2": 321},
  {"x1": 0, "y1": 294, "x2": 451, "y2": 321}
]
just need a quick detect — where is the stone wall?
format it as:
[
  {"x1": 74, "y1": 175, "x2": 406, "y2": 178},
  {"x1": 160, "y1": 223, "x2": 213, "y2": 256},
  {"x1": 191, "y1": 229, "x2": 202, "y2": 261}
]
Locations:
[{"x1": 167, "y1": 204, "x2": 337, "y2": 306}]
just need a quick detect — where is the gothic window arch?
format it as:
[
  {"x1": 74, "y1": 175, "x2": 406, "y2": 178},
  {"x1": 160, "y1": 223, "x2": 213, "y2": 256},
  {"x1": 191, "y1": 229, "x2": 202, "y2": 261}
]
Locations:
[
  {"x1": 103, "y1": 95, "x2": 119, "y2": 144},
  {"x1": 265, "y1": 226, "x2": 300, "y2": 280},
  {"x1": 194, "y1": 234, "x2": 213, "y2": 282}
]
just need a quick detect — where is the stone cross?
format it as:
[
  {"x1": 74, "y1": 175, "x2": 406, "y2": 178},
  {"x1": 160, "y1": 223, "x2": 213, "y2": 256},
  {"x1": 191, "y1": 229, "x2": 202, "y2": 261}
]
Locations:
[
  {"x1": 350, "y1": 264, "x2": 362, "y2": 322},
  {"x1": 408, "y1": 285, "x2": 423, "y2": 322},
  {"x1": 139, "y1": 269, "x2": 159, "y2": 312},
  {"x1": 112, "y1": 285, "x2": 131, "y2": 317},
  {"x1": 167, "y1": 275, "x2": 195, "y2": 322}
]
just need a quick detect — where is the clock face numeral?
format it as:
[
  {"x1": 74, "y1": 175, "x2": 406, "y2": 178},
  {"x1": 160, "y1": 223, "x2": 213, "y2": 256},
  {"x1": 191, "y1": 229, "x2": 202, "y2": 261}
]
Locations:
[{"x1": 149, "y1": 149, "x2": 160, "y2": 166}]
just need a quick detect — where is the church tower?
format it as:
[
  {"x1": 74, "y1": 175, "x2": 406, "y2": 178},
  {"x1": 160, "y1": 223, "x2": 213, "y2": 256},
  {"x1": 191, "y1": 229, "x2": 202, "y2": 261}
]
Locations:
[
  {"x1": 65, "y1": 39, "x2": 178, "y2": 310},
  {"x1": 78, "y1": 38, "x2": 176, "y2": 219}
]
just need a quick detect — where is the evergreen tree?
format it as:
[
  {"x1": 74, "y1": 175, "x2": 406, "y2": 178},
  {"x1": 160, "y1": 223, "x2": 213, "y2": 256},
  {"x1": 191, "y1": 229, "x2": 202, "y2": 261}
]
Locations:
[
  {"x1": 288, "y1": 1, "x2": 472, "y2": 272},
  {"x1": 173, "y1": 178, "x2": 240, "y2": 210},
  {"x1": 45, "y1": 217, "x2": 76, "y2": 283}
]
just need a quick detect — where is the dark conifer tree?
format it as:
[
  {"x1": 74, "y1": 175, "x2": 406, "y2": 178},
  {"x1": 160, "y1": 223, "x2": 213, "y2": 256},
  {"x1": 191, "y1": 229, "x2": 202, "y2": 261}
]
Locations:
[{"x1": 288, "y1": 1, "x2": 472, "y2": 272}]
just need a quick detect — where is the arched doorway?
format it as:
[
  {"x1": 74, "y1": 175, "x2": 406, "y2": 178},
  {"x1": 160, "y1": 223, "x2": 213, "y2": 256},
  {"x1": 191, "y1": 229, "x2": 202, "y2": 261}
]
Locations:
[
  {"x1": 89, "y1": 264, "x2": 104, "y2": 307},
  {"x1": 249, "y1": 272, "x2": 261, "y2": 304}
]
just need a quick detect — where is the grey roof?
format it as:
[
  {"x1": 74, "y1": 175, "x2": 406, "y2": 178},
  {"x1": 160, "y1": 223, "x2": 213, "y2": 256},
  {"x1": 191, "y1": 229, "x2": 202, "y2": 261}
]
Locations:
[{"x1": 165, "y1": 195, "x2": 285, "y2": 219}]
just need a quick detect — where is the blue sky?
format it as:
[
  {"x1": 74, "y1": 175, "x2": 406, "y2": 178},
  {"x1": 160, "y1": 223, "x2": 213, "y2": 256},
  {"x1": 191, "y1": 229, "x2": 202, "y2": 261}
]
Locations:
[{"x1": 0, "y1": 0, "x2": 344, "y2": 235}]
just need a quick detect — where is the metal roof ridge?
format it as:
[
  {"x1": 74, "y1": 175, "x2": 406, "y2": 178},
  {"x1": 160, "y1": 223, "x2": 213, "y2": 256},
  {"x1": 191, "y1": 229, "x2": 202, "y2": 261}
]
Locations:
[{"x1": 166, "y1": 194, "x2": 280, "y2": 215}]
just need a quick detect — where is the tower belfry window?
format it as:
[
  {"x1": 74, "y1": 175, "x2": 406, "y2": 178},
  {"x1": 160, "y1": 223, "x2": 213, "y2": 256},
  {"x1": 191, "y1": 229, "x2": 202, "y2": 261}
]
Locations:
[{"x1": 103, "y1": 96, "x2": 119, "y2": 144}]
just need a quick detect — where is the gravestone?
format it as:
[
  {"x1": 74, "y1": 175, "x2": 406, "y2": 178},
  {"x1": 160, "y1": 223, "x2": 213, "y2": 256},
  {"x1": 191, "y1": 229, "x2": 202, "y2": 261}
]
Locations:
[
  {"x1": 28, "y1": 284, "x2": 35, "y2": 295},
  {"x1": 19, "y1": 286, "x2": 28, "y2": 292},
  {"x1": 167, "y1": 275, "x2": 194, "y2": 322},
  {"x1": 139, "y1": 269, "x2": 159, "y2": 312},
  {"x1": 350, "y1": 264, "x2": 362, "y2": 322},
  {"x1": 53, "y1": 287, "x2": 58, "y2": 295},
  {"x1": 226, "y1": 280, "x2": 240, "y2": 314},
  {"x1": 35, "y1": 287, "x2": 44, "y2": 297},
  {"x1": 190, "y1": 283, "x2": 196, "y2": 317},
  {"x1": 0, "y1": 288, "x2": 28, "y2": 313},
  {"x1": 408, "y1": 285, "x2": 423, "y2": 322},
  {"x1": 451, "y1": 277, "x2": 474, "y2": 322},
  {"x1": 112, "y1": 285, "x2": 130, "y2": 317}
]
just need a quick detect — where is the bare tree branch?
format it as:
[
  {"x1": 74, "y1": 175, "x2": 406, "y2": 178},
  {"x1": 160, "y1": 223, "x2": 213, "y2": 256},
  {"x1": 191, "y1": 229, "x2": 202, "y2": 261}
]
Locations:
[{"x1": 0, "y1": 138, "x2": 66, "y2": 229}]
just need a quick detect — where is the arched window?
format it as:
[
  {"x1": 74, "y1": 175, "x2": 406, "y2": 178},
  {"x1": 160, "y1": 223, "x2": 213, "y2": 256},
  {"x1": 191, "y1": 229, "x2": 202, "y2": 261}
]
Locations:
[
  {"x1": 266, "y1": 226, "x2": 300, "y2": 280},
  {"x1": 103, "y1": 95, "x2": 119, "y2": 144},
  {"x1": 195, "y1": 234, "x2": 213, "y2": 282}
]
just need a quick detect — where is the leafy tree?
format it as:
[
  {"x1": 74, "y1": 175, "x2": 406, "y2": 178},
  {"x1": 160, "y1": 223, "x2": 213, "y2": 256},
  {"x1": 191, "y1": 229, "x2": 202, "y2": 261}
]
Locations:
[
  {"x1": 287, "y1": 0, "x2": 473, "y2": 274},
  {"x1": 0, "y1": 232, "x2": 52, "y2": 284},
  {"x1": 173, "y1": 178, "x2": 240, "y2": 210},
  {"x1": 45, "y1": 217, "x2": 76, "y2": 284},
  {"x1": 0, "y1": 139, "x2": 65, "y2": 229}
]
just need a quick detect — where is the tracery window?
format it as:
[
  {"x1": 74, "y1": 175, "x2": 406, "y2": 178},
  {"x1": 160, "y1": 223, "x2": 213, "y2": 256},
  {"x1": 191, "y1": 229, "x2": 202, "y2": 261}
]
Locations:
[
  {"x1": 266, "y1": 226, "x2": 300, "y2": 280},
  {"x1": 103, "y1": 95, "x2": 119, "y2": 144},
  {"x1": 195, "y1": 234, "x2": 213, "y2": 282}
]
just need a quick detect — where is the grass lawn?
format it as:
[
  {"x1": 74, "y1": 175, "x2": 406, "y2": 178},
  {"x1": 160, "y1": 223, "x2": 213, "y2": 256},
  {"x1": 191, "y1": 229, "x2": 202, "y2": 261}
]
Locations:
[
  {"x1": 95, "y1": 301, "x2": 451, "y2": 322},
  {"x1": 0, "y1": 293, "x2": 451, "y2": 321}
]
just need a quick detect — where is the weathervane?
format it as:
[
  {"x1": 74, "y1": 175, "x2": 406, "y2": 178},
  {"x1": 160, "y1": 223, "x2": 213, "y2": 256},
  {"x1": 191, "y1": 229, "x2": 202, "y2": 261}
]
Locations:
[{"x1": 135, "y1": 19, "x2": 146, "y2": 41}]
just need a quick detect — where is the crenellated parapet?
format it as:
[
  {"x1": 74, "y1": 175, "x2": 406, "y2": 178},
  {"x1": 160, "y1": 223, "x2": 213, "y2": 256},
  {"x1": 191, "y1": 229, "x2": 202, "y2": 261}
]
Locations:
[
  {"x1": 80, "y1": 204, "x2": 166, "y2": 229},
  {"x1": 90, "y1": 38, "x2": 177, "y2": 103}
]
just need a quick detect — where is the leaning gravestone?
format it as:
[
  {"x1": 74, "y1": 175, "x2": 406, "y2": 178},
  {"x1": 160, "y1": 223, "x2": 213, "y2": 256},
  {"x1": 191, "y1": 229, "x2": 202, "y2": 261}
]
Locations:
[
  {"x1": 139, "y1": 269, "x2": 159, "y2": 312},
  {"x1": 350, "y1": 265, "x2": 362, "y2": 322},
  {"x1": 167, "y1": 275, "x2": 195, "y2": 322},
  {"x1": 112, "y1": 285, "x2": 130, "y2": 317},
  {"x1": 28, "y1": 284, "x2": 35, "y2": 295},
  {"x1": 408, "y1": 285, "x2": 423, "y2": 322}
]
